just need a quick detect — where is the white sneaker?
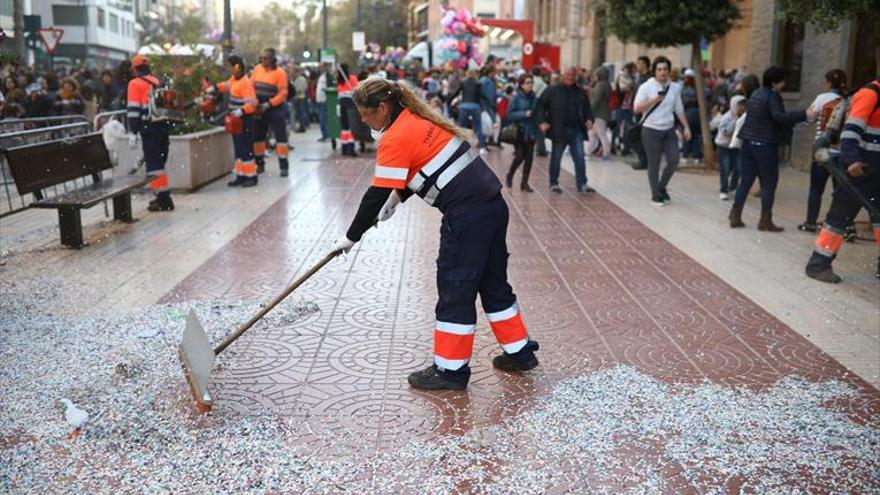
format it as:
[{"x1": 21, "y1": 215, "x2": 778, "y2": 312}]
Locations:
[
  {"x1": 719, "y1": 192, "x2": 729, "y2": 200},
  {"x1": 651, "y1": 197, "x2": 667, "y2": 207}
]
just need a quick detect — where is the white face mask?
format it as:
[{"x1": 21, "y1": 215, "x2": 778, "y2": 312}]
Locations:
[{"x1": 370, "y1": 127, "x2": 384, "y2": 143}]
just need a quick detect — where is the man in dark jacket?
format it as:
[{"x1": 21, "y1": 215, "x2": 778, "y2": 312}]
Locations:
[
  {"x1": 729, "y1": 66, "x2": 815, "y2": 231},
  {"x1": 538, "y1": 66, "x2": 595, "y2": 193}
]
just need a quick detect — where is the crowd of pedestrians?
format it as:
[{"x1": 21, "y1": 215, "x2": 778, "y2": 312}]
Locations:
[{"x1": 5, "y1": 50, "x2": 876, "y2": 283}]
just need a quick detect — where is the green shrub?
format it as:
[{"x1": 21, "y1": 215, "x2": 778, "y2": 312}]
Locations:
[{"x1": 148, "y1": 52, "x2": 225, "y2": 136}]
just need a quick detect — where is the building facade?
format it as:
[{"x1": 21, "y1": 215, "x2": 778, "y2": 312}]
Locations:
[{"x1": 28, "y1": 0, "x2": 139, "y2": 68}]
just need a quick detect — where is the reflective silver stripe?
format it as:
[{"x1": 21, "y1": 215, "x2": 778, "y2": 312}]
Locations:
[
  {"x1": 840, "y1": 130, "x2": 861, "y2": 140},
  {"x1": 434, "y1": 356, "x2": 469, "y2": 370},
  {"x1": 864, "y1": 141, "x2": 880, "y2": 152},
  {"x1": 847, "y1": 117, "x2": 867, "y2": 129},
  {"x1": 486, "y1": 303, "x2": 519, "y2": 322},
  {"x1": 436, "y1": 321, "x2": 475, "y2": 335},
  {"x1": 127, "y1": 111, "x2": 141, "y2": 118},
  {"x1": 500, "y1": 338, "x2": 528, "y2": 354},
  {"x1": 375, "y1": 165, "x2": 408, "y2": 181},
  {"x1": 815, "y1": 246, "x2": 837, "y2": 257},
  {"x1": 127, "y1": 102, "x2": 143, "y2": 108},
  {"x1": 419, "y1": 138, "x2": 463, "y2": 178},
  {"x1": 436, "y1": 147, "x2": 478, "y2": 189},
  {"x1": 419, "y1": 147, "x2": 479, "y2": 205}
]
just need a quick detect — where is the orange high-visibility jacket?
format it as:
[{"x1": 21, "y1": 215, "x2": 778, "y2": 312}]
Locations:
[
  {"x1": 250, "y1": 65, "x2": 288, "y2": 108},
  {"x1": 127, "y1": 75, "x2": 160, "y2": 133},
  {"x1": 217, "y1": 75, "x2": 257, "y2": 115},
  {"x1": 337, "y1": 75, "x2": 359, "y2": 99}
]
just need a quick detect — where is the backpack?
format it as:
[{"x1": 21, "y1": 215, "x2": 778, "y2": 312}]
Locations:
[
  {"x1": 288, "y1": 80, "x2": 296, "y2": 101},
  {"x1": 140, "y1": 76, "x2": 185, "y2": 122},
  {"x1": 818, "y1": 96, "x2": 842, "y2": 132},
  {"x1": 609, "y1": 89, "x2": 620, "y2": 111}
]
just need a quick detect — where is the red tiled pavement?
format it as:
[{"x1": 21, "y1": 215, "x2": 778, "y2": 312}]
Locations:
[{"x1": 161, "y1": 147, "x2": 879, "y2": 488}]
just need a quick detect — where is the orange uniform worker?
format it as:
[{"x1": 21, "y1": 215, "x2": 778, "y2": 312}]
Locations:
[
  {"x1": 336, "y1": 64, "x2": 359, "y2": 157},
  {"x1": 806, "y1": 77, "x2": 880, "y2": 282},
  {"x1": 251, "y1": 48, "x2": 291, "y2": 176},
  {"x1": 127, "y1": 55, "x2": 173, "y2": 211},
  {"x1": 329, "y1": 77, "x2": 540, "y2": 390},
  {"x1": 211, "y1": 55, "x2": 260, "y2": 187}
]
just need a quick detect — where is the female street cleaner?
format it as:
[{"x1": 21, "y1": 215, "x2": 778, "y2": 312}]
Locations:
[
  {"x1": 209, "y1": 55, "x2": 258, "y2": 187},
  {"x1": 328, "y1": 77, "x2": 540, "y2": 390}
]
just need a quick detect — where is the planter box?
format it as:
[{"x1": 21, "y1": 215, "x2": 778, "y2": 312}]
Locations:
[{"x1": 166, "y1": 127, "x2": 234, "y2": 191}]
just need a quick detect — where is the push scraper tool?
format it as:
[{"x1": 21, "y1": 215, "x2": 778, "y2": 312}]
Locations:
[{"x1": 178, "y1": 250, "x2": 341, "y2": 413}]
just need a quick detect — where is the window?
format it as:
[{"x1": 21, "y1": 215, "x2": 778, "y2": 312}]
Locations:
[
  {"x1": 53, "y1": 5, "x2": 87, "y2": 26},
  {"x1": 776, "y1": 21, "x2": 804, "y2": 92},
  {"x1": 0, "y1": 0, "x2": 13, "y2": 18},
  {"x1": 97, "y1": 8, "x2": 105, "y2": 28},
  {"x1": 110, "y1": 13, "x2": 119, "y2": 33}
]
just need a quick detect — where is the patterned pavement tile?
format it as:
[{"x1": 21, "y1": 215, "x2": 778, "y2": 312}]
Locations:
[{"x1": 161, "y1": 147, "x2": 879, "y2": 487}]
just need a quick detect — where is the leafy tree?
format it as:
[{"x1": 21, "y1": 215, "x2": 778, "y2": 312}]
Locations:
[
  {"x1": 776, "y1": 0, "x2": 879, "y2": 72},
  {"x1": 178, "y1": 14, "x2": 208, "y2": 45},
  {"x1": 599, "y1": 0, "x2": 741, "y2": 167}
]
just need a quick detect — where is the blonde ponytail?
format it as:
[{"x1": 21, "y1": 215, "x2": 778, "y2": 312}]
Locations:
[{"x1": 354, "y1": 77, "x2": 471, "y2": 140}]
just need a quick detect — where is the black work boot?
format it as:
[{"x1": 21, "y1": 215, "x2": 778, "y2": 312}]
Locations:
[
  {"x1": 147, "y1": 194, "x2": 174, "y2": 212},
  {"x1": 493, "y1": 340, "x2": 540, "y2": 372},
  {"x1": 240, "y1": 176, "x2": 258, "y2": 188},
  {"x1": 805, "y1": 252, "x2": 841, "y2": 284},
  {"x1": 227, "y1": 175, "x2": 245, "y2": 187},
  {"x1": 256, "y1": 157, "x2": 265, "y2": 174},
  {"x1": 408, "y1": 364, "x2": 470, "y2": 390}
]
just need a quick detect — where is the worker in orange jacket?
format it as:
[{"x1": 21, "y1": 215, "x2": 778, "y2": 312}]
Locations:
[
  {"x1": 127, "y1": 55, "x2": 173, "y2": 211},
  {"x1": 328, "y1": 77, "x2": 539, "y2": 390},
  {"x1": 210, "y1": 55, "x2": 259, "y2": 187},
  {"x1": 337, "y1": 64, "x2": 359, "y2": 157},
  {"x1": 251, "y1": 48, "x2": 291, "y2": 176}
]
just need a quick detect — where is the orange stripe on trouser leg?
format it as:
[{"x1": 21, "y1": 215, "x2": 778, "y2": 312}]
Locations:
[
  {"x1": 340, "y1": 130, "x2": 354, "y2": 143},
  {"x1": 815, "y1": 228, "x2": 844, "y2": 257},
  {"x1": 254, "y1": 141, "x2": 266, "y2": 156},
  {"x1": 234, "y1": 160, "x2": 244, "y2": 174},
  {"x1": 489, "y1": 312, "x2": 528, "y2": 345},
  {"x1": 434, "y1": 330, "x2": 475, "y2": 360},
  {"x1": 240, "y1": 161, "x2": 258, "y2": 177},
  {"x1": 149, "y1": 173, "x2": 169, "y2": 191},
  {"x1": 276, "y1": 143, "x2": 289, "y2": 158}
]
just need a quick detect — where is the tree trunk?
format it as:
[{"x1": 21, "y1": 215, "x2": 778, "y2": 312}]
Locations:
[
  {"x1": 692, "y1": 41, "x2": 715, "y2": 170},
  {"x1": 12, "y1": 0, "x2": 25, "y2": 61}
]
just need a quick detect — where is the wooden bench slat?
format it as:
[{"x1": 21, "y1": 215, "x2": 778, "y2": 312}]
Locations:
[{"x1": 31, "y1": 175, "x2": 152, "y2": 209}]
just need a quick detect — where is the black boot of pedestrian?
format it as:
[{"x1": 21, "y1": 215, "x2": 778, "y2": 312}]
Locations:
[
  {"x1": 227, "y1": 175, "x2": 245, "y2": 187},
  {"x1": 805, "y1": 252, "x2": 841, "y2": 284},
  {"x1": 147, "y1": 193, "x2": 174, "y2": 212},
  {"x1": 408, "y1": 364, "x2": 470, "y2": 390},
  {"x1": 280, "y1": 168, "x2": 289, "y2": 177},
  {"x1": 505, "y1": 172, "x2": 514, "y2": 188},
  {"x1": 493, "y1": 340, "x2": 540, "y2": 372},
  {"x1": 256, "y1": 157, "x2": 265, "y2": 175},
  {"x1": 240, "y1": 176, "x2": 258, "y2": 188}
]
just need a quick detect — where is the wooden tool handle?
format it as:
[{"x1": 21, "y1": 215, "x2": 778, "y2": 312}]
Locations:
[{"x1": 213, "y1": 250, "x2": 341, "y2": 355}]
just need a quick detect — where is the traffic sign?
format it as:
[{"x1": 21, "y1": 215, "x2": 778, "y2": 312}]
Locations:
[
  {"x1": 522, "y1": 42, "x2": 534, "y2": 56},
  {"x1": 37, "y1": 27, "x2": 64, "y2": 55}
]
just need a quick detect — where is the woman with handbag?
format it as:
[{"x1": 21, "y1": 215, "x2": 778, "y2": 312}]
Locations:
[{"x1": 504, "y1": 74, "x2": 539, "y2": 192}]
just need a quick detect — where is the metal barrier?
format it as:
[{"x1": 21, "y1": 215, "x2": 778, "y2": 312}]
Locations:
[
  {"x1": 0, "y1": 115, "x2": 89, "y2": 135},
  {"x1": 0, "y1": 121, "x2": 94, "y2": 217},
  {"x1": 94, "y1": 110, "x2": 128, "y2": 132}
]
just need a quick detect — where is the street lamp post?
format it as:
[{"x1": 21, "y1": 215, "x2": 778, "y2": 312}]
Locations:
[
  {"x1": 222, "y1": 0, "x2": 233, "y2": 58},
  {"x1": 322, "y1": 0, "x2": 328, "y2": 50}
]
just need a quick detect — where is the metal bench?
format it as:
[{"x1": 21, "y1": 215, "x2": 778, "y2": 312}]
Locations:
[{"x1": 4, "y1": 132, "x2": 152, "y2": 248}]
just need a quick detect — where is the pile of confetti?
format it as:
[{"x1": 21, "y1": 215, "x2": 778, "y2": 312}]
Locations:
[{"x1": 1, "y1": 276, "x2": 878, "y2": 493}]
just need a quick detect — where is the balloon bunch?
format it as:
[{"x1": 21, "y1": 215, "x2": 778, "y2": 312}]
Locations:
[{"x1": 437, "y1": 4, "x2": 484, "y2": 69}]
